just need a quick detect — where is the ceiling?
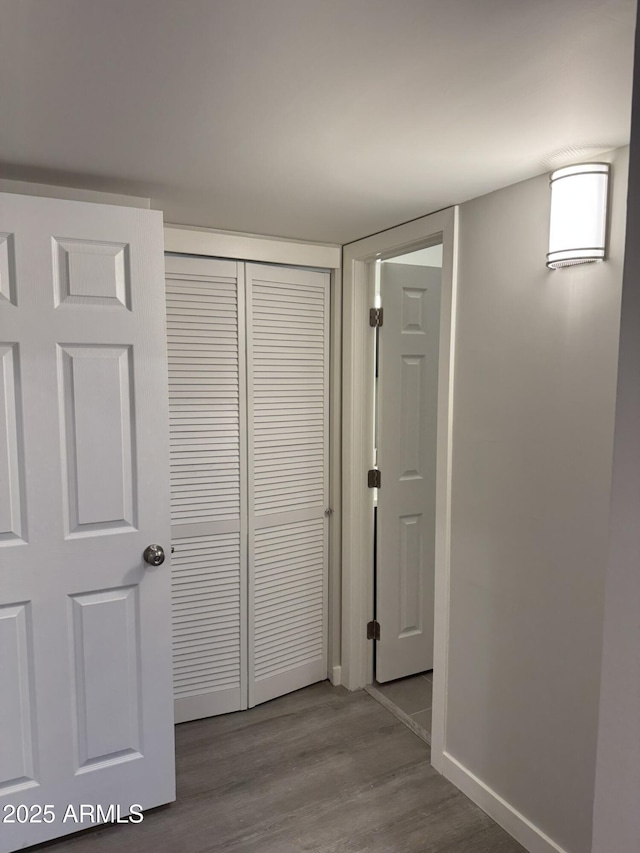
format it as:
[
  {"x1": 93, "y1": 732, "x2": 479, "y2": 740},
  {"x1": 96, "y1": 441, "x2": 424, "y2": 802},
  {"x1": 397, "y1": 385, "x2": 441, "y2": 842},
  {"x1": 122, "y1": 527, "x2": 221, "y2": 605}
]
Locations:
[{"x1": 0, "y1": 0, "x2": 636, "y2": 244}]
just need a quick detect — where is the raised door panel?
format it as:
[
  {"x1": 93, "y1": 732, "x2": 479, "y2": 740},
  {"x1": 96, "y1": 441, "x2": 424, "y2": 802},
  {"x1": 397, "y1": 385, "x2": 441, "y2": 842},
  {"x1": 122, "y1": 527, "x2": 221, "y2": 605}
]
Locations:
[
  {"x1": 165, "y1": 255, "x2": 246, "y2": 722},
  {"x1": 0, "y1": 344, "x2": 26, "y2": 544},
  {"x1": 57, "y1": 345, "x2": 136, "y2": 536},
  {"x1": 247, "y1": 264, "x2": 329, "y2": 707},
  {"x1": 0, "y1": 233, "x2": 16, "y2": 306},
  {"x1": 0, "y1": 603, "x2": 37, "y2": 796},
  {"x1": 52, "y1": 238, "x2": 131, "y2": 309},
  {"x1": 398, "y1": 514, "x2": 423, "y2": 637},
  {"x1": 69, "y1": 587, "x2": 142, "y2": 772},
  {"x1": 399, "y1": 355, "x2": 425, "y2": 480}
]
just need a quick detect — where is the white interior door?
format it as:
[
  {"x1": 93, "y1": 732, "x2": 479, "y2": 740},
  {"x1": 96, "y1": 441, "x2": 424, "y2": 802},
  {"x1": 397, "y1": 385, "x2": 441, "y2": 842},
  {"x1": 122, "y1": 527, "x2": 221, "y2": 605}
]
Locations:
[
  {"x1": 376, "y1": 262, "x2": 441, "y2": 683},
  {"x1": 165, "y1": 255, "x2": 247, "y2": 723},
  {"x1": 166, "y1": 258, "x2": 329, "y2": 718},
  {"x1": 246, "y1": 263, "x2": 329, "y2": 707},
  {"x1": 0, "y1": 193, "x2": 175, "y2": 852}
]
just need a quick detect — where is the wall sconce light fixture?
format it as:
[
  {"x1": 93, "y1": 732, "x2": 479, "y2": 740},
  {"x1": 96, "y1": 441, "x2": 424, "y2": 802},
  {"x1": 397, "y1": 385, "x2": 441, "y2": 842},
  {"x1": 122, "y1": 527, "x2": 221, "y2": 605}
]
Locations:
[{"x1": 547, "y1": 163, "x2": 610, "y2": 269}]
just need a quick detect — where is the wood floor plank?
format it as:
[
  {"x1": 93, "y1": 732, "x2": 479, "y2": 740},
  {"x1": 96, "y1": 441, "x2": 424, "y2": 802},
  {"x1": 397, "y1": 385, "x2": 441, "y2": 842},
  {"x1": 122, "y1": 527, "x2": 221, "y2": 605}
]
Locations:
[{"x1": 32, "y1": 682, "x2": 525, "y2": 853}]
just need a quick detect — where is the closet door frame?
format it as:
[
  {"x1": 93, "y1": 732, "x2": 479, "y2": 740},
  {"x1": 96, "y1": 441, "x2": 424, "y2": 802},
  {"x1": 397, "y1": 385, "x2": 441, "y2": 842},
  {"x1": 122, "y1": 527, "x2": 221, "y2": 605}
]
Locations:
[{"x1": 164, "y1": 226, "x2": 343, "y2": 687}]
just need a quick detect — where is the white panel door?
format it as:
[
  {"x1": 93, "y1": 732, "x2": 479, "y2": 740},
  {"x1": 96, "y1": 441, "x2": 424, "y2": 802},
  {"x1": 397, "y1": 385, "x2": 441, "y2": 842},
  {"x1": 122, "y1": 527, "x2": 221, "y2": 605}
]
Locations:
[
  {"x1": 246, "y1": 263, "x2": 329, "y2": 707},
  {"x1": 0, "y1": 193, "x2": 175, "y2": 852},
  {"x1": 376, "y1": 262, "x2": 441, "y2": 683},
  {"x1": 165, "y1": 255, "x2": 246, "y2": 722}
]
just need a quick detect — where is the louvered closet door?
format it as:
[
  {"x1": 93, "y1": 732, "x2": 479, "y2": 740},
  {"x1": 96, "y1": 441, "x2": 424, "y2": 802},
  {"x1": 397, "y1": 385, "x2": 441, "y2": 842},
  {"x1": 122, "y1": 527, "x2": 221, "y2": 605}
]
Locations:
[
  {"x1": 246, "y1": 264, "x2": 330, "y2": 707},
  {"x1": 165, "y1": 255, "x2": 246, "y2": 723}
]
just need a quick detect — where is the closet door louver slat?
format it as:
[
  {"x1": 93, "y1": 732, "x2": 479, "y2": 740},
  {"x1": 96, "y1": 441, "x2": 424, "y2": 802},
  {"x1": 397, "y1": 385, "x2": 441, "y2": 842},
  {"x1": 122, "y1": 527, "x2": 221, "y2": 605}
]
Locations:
[
  {"x1": 247, "y1": 264, "x2": 329, "y2": 708},
  {"x1": 166, "y1": 255, "x2": 247, "y2": 723}
]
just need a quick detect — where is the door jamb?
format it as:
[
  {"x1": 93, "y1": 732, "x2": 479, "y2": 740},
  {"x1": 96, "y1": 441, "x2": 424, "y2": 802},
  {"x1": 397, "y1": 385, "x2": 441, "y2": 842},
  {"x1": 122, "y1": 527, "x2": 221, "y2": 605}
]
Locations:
[{"x1": 341, "y1": 207, "x2": 458, "y2": 768}]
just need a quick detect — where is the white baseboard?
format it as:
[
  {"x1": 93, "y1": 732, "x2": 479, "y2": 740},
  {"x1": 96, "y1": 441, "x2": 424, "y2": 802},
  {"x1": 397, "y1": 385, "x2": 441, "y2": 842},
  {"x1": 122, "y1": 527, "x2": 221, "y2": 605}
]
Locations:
[
  {"x1": 330, "y1": 665, "x2": 342, "y2": 686},
  {"x1": 437, "y1": 751, "x2": 568, "y2": 853}
]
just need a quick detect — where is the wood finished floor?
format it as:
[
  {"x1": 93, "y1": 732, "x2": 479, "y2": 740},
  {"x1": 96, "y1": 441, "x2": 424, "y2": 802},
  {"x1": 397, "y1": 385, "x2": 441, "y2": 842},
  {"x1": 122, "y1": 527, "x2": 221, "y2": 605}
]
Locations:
[{"x1": 36, "y1": 682, "x2": 525, "y2": 853}]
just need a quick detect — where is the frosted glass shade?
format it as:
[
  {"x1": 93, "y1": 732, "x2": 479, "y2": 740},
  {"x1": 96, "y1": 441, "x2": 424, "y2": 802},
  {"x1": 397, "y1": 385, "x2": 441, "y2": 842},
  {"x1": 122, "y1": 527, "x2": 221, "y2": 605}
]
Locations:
[{"x1": 547, "y1": 163, "x2": 609, "y2": 269}]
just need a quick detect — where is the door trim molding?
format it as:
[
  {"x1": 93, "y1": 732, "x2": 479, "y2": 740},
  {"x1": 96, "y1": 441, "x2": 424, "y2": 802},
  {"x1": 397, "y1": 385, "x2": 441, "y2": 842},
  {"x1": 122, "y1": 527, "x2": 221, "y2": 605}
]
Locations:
[
  {"x1": 163, "y1": 224, "x2": 343, "y2": 685},
  {"x1": 164, "y1": 223, "x2": 341, "y2": 269},
  {"x1": 439, "y1": 751, "x2": 568, "y2": 853},
  {"x1": 341, "y1": 207, "x2": 458, "y2": 772}
]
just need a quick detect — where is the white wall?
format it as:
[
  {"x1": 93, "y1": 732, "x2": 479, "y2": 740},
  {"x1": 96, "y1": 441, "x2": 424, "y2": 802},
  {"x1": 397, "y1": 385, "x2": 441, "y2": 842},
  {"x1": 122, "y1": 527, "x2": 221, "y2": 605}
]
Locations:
[
  {"x1": 591, "y1": 24, "x2": 640, "y2": 853},
  {"x1": 383, "y1": 244, "x2": 443, "y2": 266},
  {"x1": 447, "y1": 146, "x2": 628, "y2": 853}
]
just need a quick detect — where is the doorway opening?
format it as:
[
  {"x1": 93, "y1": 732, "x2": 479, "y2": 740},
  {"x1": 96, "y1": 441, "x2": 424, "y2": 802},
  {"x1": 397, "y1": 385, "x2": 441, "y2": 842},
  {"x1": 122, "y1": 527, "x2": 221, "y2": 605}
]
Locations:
[
  {"x1": 341, "y1": 206, "x2": 457, "y2": 769},
  {"x1": 365, "y1": 243, "x2": 443, "y2": 744}
]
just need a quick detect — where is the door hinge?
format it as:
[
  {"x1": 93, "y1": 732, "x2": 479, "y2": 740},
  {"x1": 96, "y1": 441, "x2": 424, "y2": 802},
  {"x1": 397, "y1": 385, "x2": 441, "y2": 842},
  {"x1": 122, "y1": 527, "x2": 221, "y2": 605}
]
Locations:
[
  {"x1": 368, "y1": 468, "x2": 381, "y2": 489},
  {"x1": 367, "y1": 620, "x2": 381, "y2": 641},
  {"x1": 369, "y1": 307, "x2": 384, "y2": 327}
]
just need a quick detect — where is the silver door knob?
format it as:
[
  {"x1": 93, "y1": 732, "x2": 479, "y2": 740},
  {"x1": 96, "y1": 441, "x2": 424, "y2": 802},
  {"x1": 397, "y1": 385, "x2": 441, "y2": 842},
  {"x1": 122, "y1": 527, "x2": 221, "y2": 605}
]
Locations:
[{"x1": 143, "y1": 544, "x2": 165, "y2": 566}]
